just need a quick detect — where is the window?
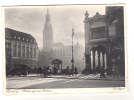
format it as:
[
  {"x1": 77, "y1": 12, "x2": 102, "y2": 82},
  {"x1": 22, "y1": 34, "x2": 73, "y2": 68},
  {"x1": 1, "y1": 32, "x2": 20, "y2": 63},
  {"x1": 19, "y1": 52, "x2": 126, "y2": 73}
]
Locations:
[
  {"x1": 13, "y1": 42, "x2": 17, "y2": 57},
  {"x1": 22, "y1": 43, "x2": 25, "y2": 57},
  {"x1": 23, "y1": 38, "x2": 24, "y2": 41},
  {"x1": 18, "y1": 42, "x2": 21, "y2": 57},
  {"x1": 26, "y1": 44, "x2": 29, "y2": 58},
  {"x1": 109, "y1": 18, "x2": 118, "y2": 37},
  {"x1": 18, "y1": 37, "x2": 20, "y2": 40},
  {"x1": 91, "y1": 27, "x2": 106, "y2": 39}
]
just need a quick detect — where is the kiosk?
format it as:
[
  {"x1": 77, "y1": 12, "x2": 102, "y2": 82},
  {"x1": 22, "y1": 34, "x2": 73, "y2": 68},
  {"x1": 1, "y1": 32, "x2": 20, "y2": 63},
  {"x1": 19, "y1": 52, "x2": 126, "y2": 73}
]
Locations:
[{"x1": 52, "y1": 59, "x2": 62, "y2": 74}]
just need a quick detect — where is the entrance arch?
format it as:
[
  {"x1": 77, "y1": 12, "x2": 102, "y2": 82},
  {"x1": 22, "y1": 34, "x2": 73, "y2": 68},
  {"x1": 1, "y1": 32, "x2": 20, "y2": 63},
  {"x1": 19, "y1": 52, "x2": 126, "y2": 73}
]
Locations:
[{"x1": 90, "y1": 44, "x2": 107, "y2": 72}]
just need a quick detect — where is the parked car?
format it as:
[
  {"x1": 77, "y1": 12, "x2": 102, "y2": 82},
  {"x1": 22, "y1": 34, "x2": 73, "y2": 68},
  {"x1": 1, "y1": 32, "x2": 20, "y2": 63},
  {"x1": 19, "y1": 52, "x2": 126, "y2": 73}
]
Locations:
[{"x1": 6, "y1": 64, "x2": 28, "y2": 77}]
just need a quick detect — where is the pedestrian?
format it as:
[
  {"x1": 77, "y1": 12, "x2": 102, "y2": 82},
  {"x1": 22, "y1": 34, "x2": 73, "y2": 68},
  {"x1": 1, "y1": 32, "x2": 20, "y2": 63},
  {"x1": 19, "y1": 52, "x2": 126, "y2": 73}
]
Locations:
[
  {"x1": 74, "y1": 67, "x2": 78, "y2": 76},
  {"x1": 43, "y1": 66, "x2": 47, "y2": 78},
  {"x1": 37, "y1": 66, "x2": 42, "y2": 76},
  {"x1": 112, "y1": 64, "x2": 119, "y2": 79},
  {"x1": 100, "y1": 66, "x2": 106, "y2": 78},
  {"x1": 96, "y1": 65, "x2": 100, "y2": 74},
  {"x1": 66, "y1": 66, "x2": 70, "y2": 77}
]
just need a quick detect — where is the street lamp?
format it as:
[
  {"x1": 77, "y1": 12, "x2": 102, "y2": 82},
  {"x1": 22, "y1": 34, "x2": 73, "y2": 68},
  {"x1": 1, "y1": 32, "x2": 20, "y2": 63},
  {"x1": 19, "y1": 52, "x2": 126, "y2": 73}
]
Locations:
[{"x1": 71, "y1": 28, "x2": 74, "y2": 76}]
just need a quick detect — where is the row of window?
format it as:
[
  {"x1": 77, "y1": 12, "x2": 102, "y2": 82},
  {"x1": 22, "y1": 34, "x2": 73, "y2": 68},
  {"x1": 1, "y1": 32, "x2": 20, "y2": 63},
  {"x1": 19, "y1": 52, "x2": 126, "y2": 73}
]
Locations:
[
  {"x1": 13, "y1": 36, "x2": 35, "y2": 43},
  {"x1": 13, "y1": 44, "x2": 36, "y2": 58},
  {"x1": 90, "y1": 18, "x2": 119, "y2": 39}
]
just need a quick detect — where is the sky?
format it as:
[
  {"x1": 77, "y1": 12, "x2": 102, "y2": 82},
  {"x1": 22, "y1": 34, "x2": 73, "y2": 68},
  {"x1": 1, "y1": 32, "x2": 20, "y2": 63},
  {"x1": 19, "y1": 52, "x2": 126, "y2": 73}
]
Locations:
[{"x1": 5, "y1": 5, "x2": 105, "y2": 48}]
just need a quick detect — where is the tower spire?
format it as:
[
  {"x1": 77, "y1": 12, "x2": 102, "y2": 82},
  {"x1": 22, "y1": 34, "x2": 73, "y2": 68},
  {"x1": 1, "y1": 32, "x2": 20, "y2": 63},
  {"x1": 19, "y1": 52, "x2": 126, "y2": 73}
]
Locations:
[
  {"x1": 47, "y1": 8, "x2": 49, "y2": 15},
  {"x1": 46, "y1": 8, "x2": 50, "y2": 21}
]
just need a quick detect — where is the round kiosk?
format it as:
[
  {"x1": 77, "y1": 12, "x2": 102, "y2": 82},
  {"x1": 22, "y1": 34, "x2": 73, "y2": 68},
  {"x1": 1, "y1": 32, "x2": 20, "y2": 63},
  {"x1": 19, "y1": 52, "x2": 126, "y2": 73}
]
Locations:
[{"x1": 52, "y1": 59, "x2": 62, "y2": 75}]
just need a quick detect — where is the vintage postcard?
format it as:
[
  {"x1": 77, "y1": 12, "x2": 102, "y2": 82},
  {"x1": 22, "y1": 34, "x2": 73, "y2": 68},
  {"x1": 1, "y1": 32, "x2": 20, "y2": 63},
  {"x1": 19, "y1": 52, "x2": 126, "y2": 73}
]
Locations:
[{"x1": 2, "y1": 4, "x2": 127, "y2": 95}]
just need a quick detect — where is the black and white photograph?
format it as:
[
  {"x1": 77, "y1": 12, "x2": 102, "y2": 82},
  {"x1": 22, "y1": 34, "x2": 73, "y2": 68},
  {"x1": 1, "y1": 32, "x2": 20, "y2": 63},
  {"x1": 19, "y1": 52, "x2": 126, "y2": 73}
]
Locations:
[{"x1": 3, "y1": 5, "x2": 127, "y2": 94}]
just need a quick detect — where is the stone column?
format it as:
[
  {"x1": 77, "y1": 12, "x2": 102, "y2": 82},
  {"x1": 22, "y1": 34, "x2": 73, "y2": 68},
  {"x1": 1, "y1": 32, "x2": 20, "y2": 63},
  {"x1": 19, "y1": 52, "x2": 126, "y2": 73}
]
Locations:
[
  {"x1": 104, "y1": 53, "x2": 107, "y2": 69},
  {"x1": 102, "y1": 52, "x2": 105, "y2": 67},
  {"x1": 91, "y1": 51, "x2": 93, "y2": 70},
  {"x1": 100, "y1": 52, "x2": 103, "y2": 67},
  {"x1": 98, "y1": 51, "x2": 100, "y2": 68},
  {"x1": 95, "y1": 50, "x2": 98, "y2": 68},
  {"x1": 93, "y1": 50, "x2": 95, "y2": 72}
]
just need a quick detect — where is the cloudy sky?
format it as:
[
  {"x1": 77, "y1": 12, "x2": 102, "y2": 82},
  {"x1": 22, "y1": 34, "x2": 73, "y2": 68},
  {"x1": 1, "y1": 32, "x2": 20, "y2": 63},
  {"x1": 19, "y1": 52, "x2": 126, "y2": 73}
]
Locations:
[{"x1": 5, "y1": 5, "x2": 105, "y2": 48}]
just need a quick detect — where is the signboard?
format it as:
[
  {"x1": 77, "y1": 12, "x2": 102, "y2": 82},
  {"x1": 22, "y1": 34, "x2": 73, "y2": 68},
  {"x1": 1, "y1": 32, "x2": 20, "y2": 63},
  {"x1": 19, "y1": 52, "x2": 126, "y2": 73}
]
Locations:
[{"x1": 110, "y1": 42, "x2": 121, "y2": 53}]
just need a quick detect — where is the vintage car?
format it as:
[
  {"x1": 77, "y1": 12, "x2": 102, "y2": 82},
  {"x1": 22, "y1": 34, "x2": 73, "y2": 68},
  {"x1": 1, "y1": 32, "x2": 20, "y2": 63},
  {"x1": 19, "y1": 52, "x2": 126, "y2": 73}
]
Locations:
[{"x1": 6, "y1": 64, "x2": 28, "y2": 77}]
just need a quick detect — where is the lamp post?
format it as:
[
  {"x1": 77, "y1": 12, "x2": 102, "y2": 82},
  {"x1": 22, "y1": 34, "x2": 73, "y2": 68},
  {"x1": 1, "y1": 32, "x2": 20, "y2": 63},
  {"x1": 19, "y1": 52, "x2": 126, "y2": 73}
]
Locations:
[{"x1": 71, "y1": 28, "x2": 74, "y2": 76}]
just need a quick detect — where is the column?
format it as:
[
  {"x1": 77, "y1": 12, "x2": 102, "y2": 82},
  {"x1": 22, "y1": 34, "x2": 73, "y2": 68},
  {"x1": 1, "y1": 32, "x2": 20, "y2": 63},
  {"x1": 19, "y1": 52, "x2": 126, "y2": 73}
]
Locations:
[
  {"x1": 91, "y1": 51, "x2": 93, "y2": 70},
  {"x1": 104, "y1": 53, "x2": 107, "y2": 69},
  {"x1": 100, "y1": 52, "x2": 103, "y2": 67},
  {"x1": 95, "y1": 50, "x2": 98, "y2": 68},
  {"x1": 98, "y1": 51, "x2": 100, "y2": 68},
  {"x1": 93, "y1": 51, "x2": 95, "y2": 71},
  {"x1": 102, "y1": 52, "x2": 105, "y2": 68},
  {"x1": 85, "y1": 54, "x2": 91, "y2": 68}
]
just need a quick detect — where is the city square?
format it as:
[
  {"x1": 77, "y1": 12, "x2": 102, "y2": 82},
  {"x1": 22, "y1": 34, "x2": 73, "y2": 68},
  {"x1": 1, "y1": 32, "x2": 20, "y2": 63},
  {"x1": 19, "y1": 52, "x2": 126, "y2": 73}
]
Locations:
[{"x1": 5, "y1": 6, "x2": 126, "y2": 89}]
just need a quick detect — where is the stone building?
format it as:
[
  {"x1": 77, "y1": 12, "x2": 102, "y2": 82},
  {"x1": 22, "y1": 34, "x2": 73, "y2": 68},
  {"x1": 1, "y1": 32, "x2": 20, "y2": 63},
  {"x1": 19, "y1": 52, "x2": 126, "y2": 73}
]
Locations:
[
  {"x1": 84, "y1": 6, "x2": 125, "y2": 72},
  {"x1": 53, "y1": 42, "x2": 85, "y2": 69},
  {"x1": 5, "y1": 28, "x2": 38, "y2": 69}
]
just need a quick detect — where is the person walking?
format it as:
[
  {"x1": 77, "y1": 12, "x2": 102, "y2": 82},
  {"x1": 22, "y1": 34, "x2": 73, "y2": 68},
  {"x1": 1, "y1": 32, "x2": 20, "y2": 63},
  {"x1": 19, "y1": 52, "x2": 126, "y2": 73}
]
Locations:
[
  {"x1": 66, "y1": 66, "x2": 70, "y2": 77},
  {"x1": 43, "y1": 66, "x2": 47, "y2": 78},
  {"x1": 74, "y1": 67, "x2": 78, "y2": 76},
  {"x1": 112, "y1": 64, "x2": 119, "y2": 79},
  {"x1": 100, "y1": 66, "x2": 106, "y2": 78}
]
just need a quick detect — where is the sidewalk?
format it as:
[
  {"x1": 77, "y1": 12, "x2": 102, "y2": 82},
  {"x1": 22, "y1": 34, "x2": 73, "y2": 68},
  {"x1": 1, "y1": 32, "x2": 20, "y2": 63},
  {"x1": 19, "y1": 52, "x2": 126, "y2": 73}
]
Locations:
[
  {"x1": 27, "y1": 73, "x2": 125, "y2": 81},
  {"x1": 83, "y1": 74, "x2": 125, "y2": 81}
]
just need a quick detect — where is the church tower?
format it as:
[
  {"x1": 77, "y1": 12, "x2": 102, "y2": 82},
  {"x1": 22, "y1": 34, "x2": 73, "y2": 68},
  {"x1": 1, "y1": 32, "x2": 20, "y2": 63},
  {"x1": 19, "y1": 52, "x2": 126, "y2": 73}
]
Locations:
[
  {"x1": 42, "y1": 9, "x2": 54, "y2": 65},
  {"x1": 43, "y1": 9, "x2": 53, "y2": 53}
]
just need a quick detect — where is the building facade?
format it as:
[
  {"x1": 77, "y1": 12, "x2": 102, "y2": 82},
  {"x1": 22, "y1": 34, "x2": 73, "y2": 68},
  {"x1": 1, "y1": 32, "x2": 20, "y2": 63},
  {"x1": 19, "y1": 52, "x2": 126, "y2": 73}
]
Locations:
[
  {"x1": 53, "y1": 42, "x2": 85, "y2": 69},
  {"x1": 5, "y1": 28, "x2": 38, "y2": 69},
  {"x1": 84, "y1": 6, "x2": 125, "y2": 72}
]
